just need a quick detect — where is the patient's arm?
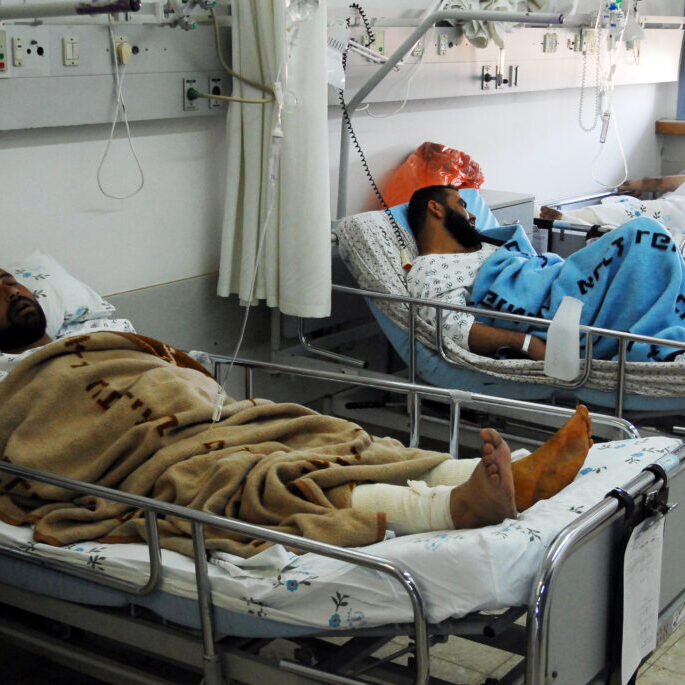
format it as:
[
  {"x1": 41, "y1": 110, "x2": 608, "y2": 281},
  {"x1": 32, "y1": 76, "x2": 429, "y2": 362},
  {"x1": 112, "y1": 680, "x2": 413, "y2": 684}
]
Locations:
[
  {"x1": 468, "y1": 323, "x2": 546, "y2": 361},
  {"x1": 618, "y1": 175, "x2": 685, "y2": 196}
]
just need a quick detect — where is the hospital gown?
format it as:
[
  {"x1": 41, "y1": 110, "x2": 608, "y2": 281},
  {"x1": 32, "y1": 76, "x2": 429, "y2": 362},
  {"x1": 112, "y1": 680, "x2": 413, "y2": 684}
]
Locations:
[{"x1": 406, "y1": 244, "x2": 498, "y2": 351}]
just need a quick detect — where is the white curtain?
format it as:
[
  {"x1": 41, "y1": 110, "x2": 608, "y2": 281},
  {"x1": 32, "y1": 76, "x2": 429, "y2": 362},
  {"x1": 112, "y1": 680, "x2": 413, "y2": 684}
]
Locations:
[{"x1": 217, "y1": 0, "x2": 331, "y2": 318}]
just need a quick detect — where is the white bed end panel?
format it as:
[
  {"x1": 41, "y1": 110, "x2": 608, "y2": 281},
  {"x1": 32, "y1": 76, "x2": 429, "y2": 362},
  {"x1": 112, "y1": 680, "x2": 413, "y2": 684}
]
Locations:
[{"x1": 106, "y1": 274, "x2": 271, "y2": 358}]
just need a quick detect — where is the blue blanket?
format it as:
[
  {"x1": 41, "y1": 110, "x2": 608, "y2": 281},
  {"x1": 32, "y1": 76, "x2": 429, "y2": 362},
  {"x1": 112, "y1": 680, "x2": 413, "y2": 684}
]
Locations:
[{"x1": 470, "y1": 218, "x2": 685, "y2": 361}]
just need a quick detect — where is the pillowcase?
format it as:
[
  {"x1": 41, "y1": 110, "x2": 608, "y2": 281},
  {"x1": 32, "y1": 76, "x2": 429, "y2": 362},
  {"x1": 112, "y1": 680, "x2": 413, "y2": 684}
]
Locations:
[{"x1": 5, "y1": 253, "x2": 115, "y2": 338}]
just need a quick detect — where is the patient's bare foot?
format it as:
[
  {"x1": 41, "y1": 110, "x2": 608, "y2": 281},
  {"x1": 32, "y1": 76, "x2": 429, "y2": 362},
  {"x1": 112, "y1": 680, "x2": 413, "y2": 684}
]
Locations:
[
  {"x1": 540, "y1": 206, "x2": 563, "y2": 221},
  {"x1": 449, "y1": 429, "x2": 517, "y2": 528},
  {"x1": 511, "y1": 405, "x2": 593, "y2": 511}
]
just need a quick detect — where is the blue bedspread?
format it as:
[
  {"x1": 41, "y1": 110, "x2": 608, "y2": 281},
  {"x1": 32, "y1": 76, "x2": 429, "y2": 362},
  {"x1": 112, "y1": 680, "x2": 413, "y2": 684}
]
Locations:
[{"x1": 471, "y1": 217, "x2": 685, "y2": 361}]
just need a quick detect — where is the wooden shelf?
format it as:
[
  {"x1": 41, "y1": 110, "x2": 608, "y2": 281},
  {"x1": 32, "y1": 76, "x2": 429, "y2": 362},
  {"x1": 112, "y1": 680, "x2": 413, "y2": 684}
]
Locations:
[{"x1": 656, "y1": 120, "x2": 685, "y2": 135}]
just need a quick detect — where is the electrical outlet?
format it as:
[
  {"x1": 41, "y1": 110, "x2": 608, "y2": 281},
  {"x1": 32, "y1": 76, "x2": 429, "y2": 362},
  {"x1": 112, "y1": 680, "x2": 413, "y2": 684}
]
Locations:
[
  {"x1": 438, "y1": 33, "x2": 449, "y2": 56},
  {"x1": 581, "y1": 28, "x2": 596, "y2": 53},
  {"x1": 207, "y1": 76, "x2": 225, "y2": 109},
  {"x1": 12, "y1": 37, "x2": 24, "y2": 67},
  {"x1": 411, "y1": 38, "x2": 424, "y2": 58},
  {"x1": 63, "y1": 36, "x2": 80, "y2": 66},
  {"x1": 183, "y1": 77, "x2": 199, "y2": 111}
]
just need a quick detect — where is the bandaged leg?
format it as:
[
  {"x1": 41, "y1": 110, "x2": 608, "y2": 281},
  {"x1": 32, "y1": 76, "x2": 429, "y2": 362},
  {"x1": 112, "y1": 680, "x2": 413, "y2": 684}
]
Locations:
[
  {"x1": 422, "y1": 459, "x2": 479, "y2": 487},
  {"x1": 423, "y1": 449, "x2": 531, "y2": 488},
  {"x1": 351, "y1": 443, "x2": 517, "y2": 535},
  {"x1": 351, "y1": 481, "x2": 455, "y2": 535}
]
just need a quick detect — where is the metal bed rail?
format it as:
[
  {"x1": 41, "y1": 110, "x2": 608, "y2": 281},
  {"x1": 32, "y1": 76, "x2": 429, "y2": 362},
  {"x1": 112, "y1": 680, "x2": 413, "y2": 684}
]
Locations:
[
  {"x1": 310, "y1": 283, "x2": 685, "y2": 419},
  {"x1": 527, "y1": 443, "x2": 685, "y2": 684},
  {"x1": 0, "y1": 460, "x2": 429, "y2": 685},
  {"x1": 0, "y1": 357, "x2": 638, "y2": 684},
  {"x1": 0, "y1": 357, "x2": 644, "y2": 684},
  {"x1": 544, "y1": 189, "x2": 619, "y2": 209},
  {"x1": 215, "y1": 356, "x2": 639, "y2": 454}
]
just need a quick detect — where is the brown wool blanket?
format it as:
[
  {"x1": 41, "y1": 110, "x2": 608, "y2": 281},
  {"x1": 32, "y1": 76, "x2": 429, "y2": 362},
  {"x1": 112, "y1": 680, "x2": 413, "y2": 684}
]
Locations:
[{"x1": 0, "y1": 332, "x2": 449, "y2": 558}]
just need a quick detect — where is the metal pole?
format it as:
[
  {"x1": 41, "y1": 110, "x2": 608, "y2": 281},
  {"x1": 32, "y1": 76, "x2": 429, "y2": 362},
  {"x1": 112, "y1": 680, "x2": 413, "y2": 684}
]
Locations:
[
  {"x1": 245, "y1": 367, "x2": 254, "y2": 400},
  {"x1": 142, "y1": 511, "x2": 162, "y2": 591},
  {"x1": 408, "y1": 303, "x2": 420, "y2": 447},
  {"x1": 191, "y1": 522, "x2": 224, "y2": 685},
  {"x1": 616, "y1": 338, "x2": 627, "y2": 419},
  {"x1": 449, "y1": 395, "x2": 461, "y2": 458},
  {"x1": 337, "y1": 119, "x2": 351, "y2": 219},
  {"x1": 297, "y1": 317, "x2": 367, "y2": 368}
]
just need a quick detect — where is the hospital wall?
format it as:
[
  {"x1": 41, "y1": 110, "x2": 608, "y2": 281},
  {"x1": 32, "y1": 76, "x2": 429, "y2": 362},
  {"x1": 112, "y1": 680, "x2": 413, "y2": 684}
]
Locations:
[
  {"x1": 0, "y1": 116, "x2": 275, "y2": 354},
  {"x1": 0, "y1": 117, "x2": 226, "y2": 295},
  {"x1": 329, "y1": 80, "x2": 678, "y2": 215},
  {"x1": 328, "y1": 0, "x2": 683, "y2": 214}
]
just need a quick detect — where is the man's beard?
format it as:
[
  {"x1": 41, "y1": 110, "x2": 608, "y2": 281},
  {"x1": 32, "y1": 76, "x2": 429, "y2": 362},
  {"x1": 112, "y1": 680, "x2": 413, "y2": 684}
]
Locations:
[
  {"x1": 0, "y1": 297, "x2": 47, "y2": 351},
  {"x1": 444, "y1": 207, "x2": 482, "y2": 248}
]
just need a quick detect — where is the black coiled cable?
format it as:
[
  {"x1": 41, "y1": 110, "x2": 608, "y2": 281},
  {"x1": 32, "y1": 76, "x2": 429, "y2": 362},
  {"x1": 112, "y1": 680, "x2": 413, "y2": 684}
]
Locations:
[
  {"x1": 349, "y1": 2, "x2": 375, "y2": 47},
  {"x1": 340, "y1": 3, "x2": 409, "y2": 252}
]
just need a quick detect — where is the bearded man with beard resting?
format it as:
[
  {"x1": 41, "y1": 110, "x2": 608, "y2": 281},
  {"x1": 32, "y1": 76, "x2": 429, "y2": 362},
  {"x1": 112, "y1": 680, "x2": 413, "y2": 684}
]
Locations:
[{"x1": 406, "y1": 185, "x2": 547, "y2": 361}]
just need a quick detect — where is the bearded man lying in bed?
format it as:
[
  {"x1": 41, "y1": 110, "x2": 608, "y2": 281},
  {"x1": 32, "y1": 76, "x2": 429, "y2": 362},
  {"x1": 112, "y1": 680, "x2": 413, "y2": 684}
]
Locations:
[{"x1": 0, "y1": 268, "x2": 591, "y2": 558}]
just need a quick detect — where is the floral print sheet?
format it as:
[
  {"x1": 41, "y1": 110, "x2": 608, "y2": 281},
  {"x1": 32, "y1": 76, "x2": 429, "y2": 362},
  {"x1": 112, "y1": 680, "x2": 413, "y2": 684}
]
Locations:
[{"x1": 0, "y1": 436, "x2": 679, "y2": 631}]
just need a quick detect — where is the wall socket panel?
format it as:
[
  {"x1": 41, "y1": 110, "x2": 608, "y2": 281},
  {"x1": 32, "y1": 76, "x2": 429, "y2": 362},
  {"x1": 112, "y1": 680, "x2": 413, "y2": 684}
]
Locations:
[
  {"x1": 0, "y1": 31, "x2": 7, "y2": 76},
  {"x1": 183, "y1": 76, "x2": 199, "y2": 111},
  {"x1": 12, "y1": 37, "x2": 24, "y2": 67},
  {"x1": 0, "y1": 26, "x2": 50, "y2": 78},
  {"x1": 207, "y1": 76, "x2": 225, "y2": 109}
]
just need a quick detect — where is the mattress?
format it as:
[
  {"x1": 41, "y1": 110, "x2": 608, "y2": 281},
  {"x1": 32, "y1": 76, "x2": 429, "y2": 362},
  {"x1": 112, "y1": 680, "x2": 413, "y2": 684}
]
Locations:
[{"x1": 0, "y1": 436, "x2": 679, "y2": 636}]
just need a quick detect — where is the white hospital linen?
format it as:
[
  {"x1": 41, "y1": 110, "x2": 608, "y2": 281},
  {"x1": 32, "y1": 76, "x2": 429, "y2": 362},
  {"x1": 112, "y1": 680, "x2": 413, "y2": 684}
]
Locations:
[
  {"x1": 406, "y1": 244, "x2": 498, "y2": 350},
  {"x1": 0, "y1": 436, "x2": 677, "y2": 630},
  {"x1": 557, "y1": 183, "x2": 685, "y2": 246}
]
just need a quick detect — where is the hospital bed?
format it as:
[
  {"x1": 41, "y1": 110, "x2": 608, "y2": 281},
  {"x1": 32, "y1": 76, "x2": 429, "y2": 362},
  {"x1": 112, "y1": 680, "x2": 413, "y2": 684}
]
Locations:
[
  {"x1": 321, "y1": 7, "x2": 685, "y2": 425},
  {"x1": 537, "y1": 189, "x2": 685, "y2": 258},
  {"x1": 0, "y1": 349, "x2": 684, "y2": 685},
  {"x1": 332, "y1": 190, "x2": 685, "y2": 423}
]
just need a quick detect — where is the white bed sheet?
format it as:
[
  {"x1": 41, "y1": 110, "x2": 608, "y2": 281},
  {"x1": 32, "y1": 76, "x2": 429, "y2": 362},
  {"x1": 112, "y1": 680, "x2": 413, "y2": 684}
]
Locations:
[{"x1": 0, "y1": 436, "x2": 679, "y2": 631}]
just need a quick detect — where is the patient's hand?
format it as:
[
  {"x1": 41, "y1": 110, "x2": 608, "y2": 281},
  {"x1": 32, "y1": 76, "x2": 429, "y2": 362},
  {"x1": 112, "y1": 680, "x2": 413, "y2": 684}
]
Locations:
[
  {"x1": 617, "y1": 178, "x2": 648, "y2": 196},
  {"x1": 527, "y1": 336, "x2": 546, "y2": 361}
]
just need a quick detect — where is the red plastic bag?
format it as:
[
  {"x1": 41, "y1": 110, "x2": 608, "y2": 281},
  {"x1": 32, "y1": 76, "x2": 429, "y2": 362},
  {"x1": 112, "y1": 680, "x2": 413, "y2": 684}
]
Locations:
[{"x1": 383, "y1": 142, "x2": 485, "y2": 207}]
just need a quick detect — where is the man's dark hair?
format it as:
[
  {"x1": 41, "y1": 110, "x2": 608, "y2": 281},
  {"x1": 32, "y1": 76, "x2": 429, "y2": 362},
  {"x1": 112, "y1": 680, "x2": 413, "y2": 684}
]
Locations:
[
  {"x1": 407, "y1": 184, "x2": 458, "y2": 241},
  {"x1": 407, "y1": 184, "x2": 504, "y2": 248}
]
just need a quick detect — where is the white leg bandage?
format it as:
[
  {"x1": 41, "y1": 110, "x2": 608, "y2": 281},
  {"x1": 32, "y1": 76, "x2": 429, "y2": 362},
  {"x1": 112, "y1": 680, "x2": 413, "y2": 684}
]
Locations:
[
  {"x1": 350, "y1": 481, "x2": 454, "y2": 535},
  {"x1": 422, "y1": 458, "x2": 479, "y2": 487},
  {"x1": 422, "y1": 449, "x2": 531, "y2": 489}
]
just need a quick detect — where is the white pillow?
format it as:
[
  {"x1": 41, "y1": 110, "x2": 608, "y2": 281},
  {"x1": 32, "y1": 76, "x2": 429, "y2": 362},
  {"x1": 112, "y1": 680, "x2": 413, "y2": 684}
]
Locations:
[{"x1": 6, "y1": 253, "x2": 115, "y2": 338}]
